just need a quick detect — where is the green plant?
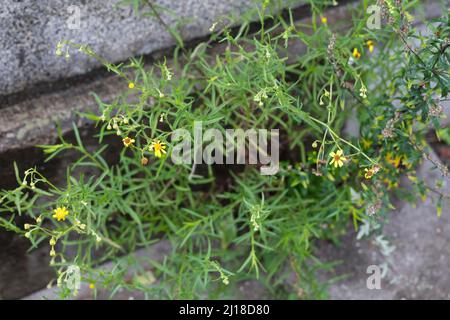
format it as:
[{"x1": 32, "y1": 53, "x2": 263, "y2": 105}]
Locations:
[{"x1": 0, "y1": 0, "x2": 448, "y2": 299}]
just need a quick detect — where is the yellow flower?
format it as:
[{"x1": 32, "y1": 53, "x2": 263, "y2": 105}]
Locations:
[
  {"x1": 352, "y1": 48, "x2": 361, "y2": 59},
  {"x1": 366, "y1": 40, "x2": 375, "y2": 53},
  {"x1": 329, "y1": 150, "x2": 347, "y2": 168},
  {"x1": 364, "y1": 168, "x2": 375, "y2": 179},
  {"x1": 122, "y1": 137, "x2": 135, "y2": 147},
  {"x1": 385, "y1": 152, "x2": 402, "y2": 167},
  {"x1": 361, "y1": 138, "x2": 372, "y2": 149},
  {"x1": 405, "y1": 12, "x2": 414, "y2": 23},
  {"x1": 321, "y1": 16, "x2": 328, "y2": 24},
  {"x1": 52, "y1": 206, "x2": 69, "y2": 221},
  {"x1": 421, "y1": 194, "x2": 427, "y2": 202},
  {"x1": 128, "y1": 82, "x2": 135, "y2": 89},
  {"x1": 149, "y1": 140, "x2": 167, "y2": 158},
  {"x1": 89, "y1": 283, "x2": 95, "y2": 290},
  {"x1": 393, "y1": 157, "x2": 402, "y2": 168},
  {"x1": 402, "y1": 157, "x2": 413, "y2": 169}
]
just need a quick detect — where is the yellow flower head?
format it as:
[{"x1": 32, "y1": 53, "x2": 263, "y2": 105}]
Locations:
[
  {"x1": 89, "y1": 283, "x2": 95, "y2": 290},
  {"x1": 385, "y1": 152, "x2": 402, "y2": 167},
  {"x1": 321, "y1": 16, "x2": 328, "y2": 24},
  {"x1": 122, "y1": 137, "x2": 135, "y2": 147},
  {"x1": 53, "y1": 206, "x2": 69, "y2": 221},
  {"x1": 402, "y1": 157, "x2": 413, "y2": 169},
  {"x1": 366, "y1": 40, "x2": 375, "y2": 53},
  {"x1": 149, "y1": 140, "x2": 167, "y2": 158},
  {"x1": 128, "y1": 82, "x2": 135, "y2": 89},
  {"x1": 329, "y1": 149, "x2": 347, "y2": 168},
  {"x1": 361, "y1": 138, "x2": 372, "y2": 149},
  {"x1": 352, "y1": 48, "x2": 361, "y2": 59},
  {"x1": 364, "y1": 168, "x2": 375, "y2": 179}
]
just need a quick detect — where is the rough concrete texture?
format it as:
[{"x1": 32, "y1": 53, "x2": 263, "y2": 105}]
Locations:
[
  {"x1": 1, "y1": 0, "x2": 444, "y2": 155},
  {"x1": 316, "y1": 151, "x2": 449, "y2": 300},
  {"x1": 24, "y1": 241, "x2": 173, "y2": 300},
  {"x1": 0, "y1": 0, "x2": 301, "y2": 97},
  {"x1": 0, "y1": 72, "x2": 121, "y2": 154},
  {"x1": 0, "y1": 229, "x2": 54, "y2": 299}
]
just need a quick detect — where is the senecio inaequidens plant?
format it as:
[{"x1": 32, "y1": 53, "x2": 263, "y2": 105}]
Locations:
[{"x1": 0, "y1": 0, "x2": 449, "y2": 299}]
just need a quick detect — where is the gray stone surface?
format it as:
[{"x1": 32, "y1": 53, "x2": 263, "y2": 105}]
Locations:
[
  {"x1": 24, "y1": 241, "x2": 173, "y2": 300},
  {"x1": 0, "y1": 229, "x2": 54, "y2": 299},
  {"x1": 316, "y1": 151, "x2": 450, "y2": 300},
  {"x1": 0, "y1": 0, "x2": 301, "y2": 97},
  {"x1": 0, "y1": 0, "x2": 408, "y2": 155},
  {"x1": 0, "y1": 72, "x2": 121, "y2": 154}
]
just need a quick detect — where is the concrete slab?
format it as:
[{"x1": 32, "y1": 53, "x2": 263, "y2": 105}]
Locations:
[
  {"x1": 0, "y1": 0, "x2": 301, "y2": 97},
  {"x1": 316, "y1": 151, "x2": 450, "y2": 300}
]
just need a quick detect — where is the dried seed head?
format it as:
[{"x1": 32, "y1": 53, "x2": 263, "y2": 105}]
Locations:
[
  {"x1": 428, "y1": 104, "x2": 443, "y2": 118},
  {"x1": 141, "y1": 157, "x2": 149, "y2": 166}
]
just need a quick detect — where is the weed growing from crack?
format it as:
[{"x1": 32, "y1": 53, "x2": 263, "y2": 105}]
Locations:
[{"x1": 0, "y1": 0, "x2": 449, "y2": 299}]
